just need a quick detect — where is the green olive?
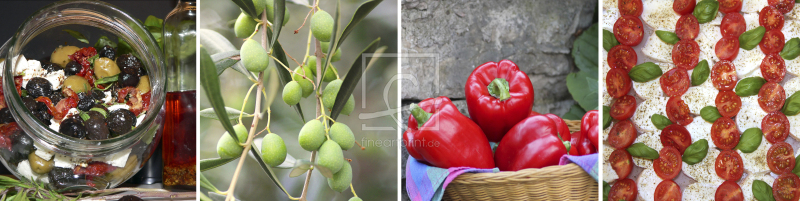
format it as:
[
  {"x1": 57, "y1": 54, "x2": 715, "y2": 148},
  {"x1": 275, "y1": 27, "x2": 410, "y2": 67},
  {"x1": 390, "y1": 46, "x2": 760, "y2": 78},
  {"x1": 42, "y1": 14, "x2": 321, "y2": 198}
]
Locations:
[
  {"x1": 298, "y1": 120, "x2": 325, "y2": 151},
  {"x1": 331, "y1": 48, "x2": 342, "y2": 62},
  {"x1": 261, "y1": 133, "x2": 287, "y2": 167},
  {"x1": 306, "y1": 56, "x2": 317, "y2": 77},
  {"x1": 282, "y1": 81, "x2": 302, "y2": 105},
  {"x1": 266, "y1": 0, "x2": 290, "y2": 26},
  {"x1": 330, "y1": 122, "x2": 354, "y2": 150},
  {"x1": 326, "y1": 162, "x2": 352, "y2": 192},
  {"x1": 28, "y1": 152, "x2": 54, "y2": 174},
  {"x1": 322, "y1": 79, "x2": 343, "y2": 110},
  {"x1": 252, "y1": 0, "x2": 266, "y2": 16},
  {"x1": 137, "y1": 75, "x2": 151, "y2": 93},
  {"x1": 50, "y1": 46, "x2": 80, "y2": 67},
  {"x1": 217, "y1": 124, "x2": 249, "y2": 159},
  {"x1": 348, "y1": 197, "x2": 362, "y2": 201},
  {"x1": 311, "y1": 10, "x2": 333, "y2": 42},
  {"x1": 292, "y1": 67, "x2": 313, "y2": 97},
  {"x1": 63, "y1": 75, "x2": 90, "y2": 93},
  {"x1": 317, "y1": 140, "x2": 344, "y2": 174},
  {"x1": 323, "y1": 64, "x2": 338, "y2": 82},
  {"x1": 234, "y1": 12, "x2": 257, "y2": 38},
  {"x1": 241, "y1": 39, "x2": 270, "y2": 72},
  {"x1": 341, "y1": 95, "x2": 355, "y2": 116},
  {"x1": 93, "y1": 57, "x2": 121, "y2": 79},
  {"x1": 107, "y1": 155, "x2": 138, "y2": 180}
]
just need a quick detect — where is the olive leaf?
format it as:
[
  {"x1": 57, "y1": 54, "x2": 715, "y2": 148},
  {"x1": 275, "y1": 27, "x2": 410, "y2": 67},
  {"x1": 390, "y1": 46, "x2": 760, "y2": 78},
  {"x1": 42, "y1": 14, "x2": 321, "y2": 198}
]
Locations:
[
  {"x1": 199, "y1": 29, "x2": 255, "y2": 80},
  {"x1": 231, "y1": 0, "x2": 259, "y2": 19},
  {"x1": 783, "y1": 91, "x2": 800, "y2": 116},
  {"x1": 626, "y1": 143, "x2": 659, "y2": 159},
  {"x1": 700, "y1": 106, "x2": 722, "y2": 123},
  {"x1": 318, "y1": 1, "x2": 341, "y2": 86},
  {"x1": 740, "y1": 26, "x2": 766, "y2": 50},
  {"x1": 200, "y1": 173, "x2": 221, "y2": 193},
  {"x1": 682, "y1": 139, "x2": 709, "y2": 165},
  {"x1": 200, "y1": 47, "x2": 240, "y2": 143},
  {"x1": 269, "y1": 0, "x2": 285, "y2": 52},
  {"x1": 199, "y1": 107, "x2": 252, "y2": 121},
  {"x1": 691, "y1": 60, "x2": 710, "y2": 86},
  {"x1": 330, "y1": 38, "x2": 381, "y2": 120},
  {"x1": 63, "y1": 29, "x2": 89, "y2": 44},
  {"x1": 753, "y1": 180, "x2": 775, "y2": 201},
  {"x1": 93, "y1": 74, "x2": 119, "y2": 86},
  {"x1": 289, "y1": 159, "x2": 314, "y2": 177},
  {"x1": 265, "y1": 29, "x2": 305, "y2": 122},
  {"x1": 603, "y1": 29, "x2": 619, "y2": 51},
  {"x1": 200, "y1": 157, "x2": 236, "y2": 172},
  {"x1": 655, "y1": 30, "x2": 679, "y2": 45},
  {"x1": 651, "y1": 114, "x2": 672, "y2": 130},
  {"x1": 735, "y1": 77, "x2": 767, "y2": 97},
  {"x1": 781, "y1": 38, "x2": 800, "y2": 60},
  {"x1": 735, "y1": 128, "x2": 763, "y2": 153},
  {"x1": 248, "y1": 147, "x2": 292, "y2": 195},
  {"x1": 313, "y1": 164, "x2": 334, "y2": 178}
]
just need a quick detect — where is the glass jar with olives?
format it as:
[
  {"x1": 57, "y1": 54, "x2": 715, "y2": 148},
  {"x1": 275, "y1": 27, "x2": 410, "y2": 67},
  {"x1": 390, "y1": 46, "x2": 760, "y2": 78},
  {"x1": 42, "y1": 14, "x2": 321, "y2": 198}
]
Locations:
[{"x1": 0, "y1": 1, "x2": 165, "y2": 191}]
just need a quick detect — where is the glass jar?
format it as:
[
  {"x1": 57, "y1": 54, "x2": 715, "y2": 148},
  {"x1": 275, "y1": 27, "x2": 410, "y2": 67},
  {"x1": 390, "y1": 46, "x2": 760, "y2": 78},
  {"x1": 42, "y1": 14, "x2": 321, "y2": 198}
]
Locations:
[{"x1": 0, "y1": 1, "x2": 165, "y2": 191}]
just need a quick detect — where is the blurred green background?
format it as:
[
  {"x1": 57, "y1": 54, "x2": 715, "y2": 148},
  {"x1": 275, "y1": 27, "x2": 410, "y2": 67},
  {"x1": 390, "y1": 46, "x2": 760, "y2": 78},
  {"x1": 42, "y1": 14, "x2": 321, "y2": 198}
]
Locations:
[{"x1": 199, "y1": 0, "x2": 398, "y2": 200}]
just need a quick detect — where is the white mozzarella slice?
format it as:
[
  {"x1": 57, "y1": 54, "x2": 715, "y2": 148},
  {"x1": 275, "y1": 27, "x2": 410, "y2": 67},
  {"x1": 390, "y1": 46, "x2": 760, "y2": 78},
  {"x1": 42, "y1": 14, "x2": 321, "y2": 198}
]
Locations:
[
  {"x1": 785, "y1": 77, "x2": 800, "y2": 97},
  {"x1": 603, "y1": 8, "x2": 620, "y2": 31},
  {"x1": 604, "y1": 122, "x2": 613, "y2": 142},
  {"x1": 789, "y1": 5, "x2": 800, "y2": 20},
  {"x1": 788, "y1": 114, "x2": 800, "y2": 141},
  {"x1": 683, "y1": 182, "x2": 720, "y2": 201},
  {"x1": 603, "y1": 0, "x2": 617, "y2": 12},
  {"x1": 733, "y1": 48, "x2": 766, "y2": 80},
  {"x1": 698, "y1": 24, "x2": 722, "y2": 64},
  {"x1": 683, "y1": 149, "x2": 725, "y2": 184},
  {"x1": 633, "y1": 132, "x2": 662, "y2": 169},
  {"x1": 632, "y1": 97, "x2": 669, "y2": 133},
  {"x1": 636, "y1": 167, "x2": 661, "y2": 201},
  {"x1": 782, "y1": 19, "x2": 800, "y2": 40},
  {"x1": 737, "y1": 96, "x2": 768, "y2": 133},
  {"x1": 642, "y1": 30, "x2": 674, "y2": 63},
  {"x1": 682, "y1": 86, "x2": 719, "y2": 115},
  {"x1": 740, "y1": 172, "x2": 775, "y2": 201},
  {"x1": 685, "y1": 116, "x2": 715, "y2": 148},
  {"x1": 743, "y1": 13, "x2": 761, "y2": 31},
  {"x1": 641, "y1": 0, "x2": 681, "y2": 31},
  {"x1": 742, "y1": 0, "x2": 770, "y2": 13},
  {"x1": 737, "y1": 137, "x2": 771, "y2": 174}
]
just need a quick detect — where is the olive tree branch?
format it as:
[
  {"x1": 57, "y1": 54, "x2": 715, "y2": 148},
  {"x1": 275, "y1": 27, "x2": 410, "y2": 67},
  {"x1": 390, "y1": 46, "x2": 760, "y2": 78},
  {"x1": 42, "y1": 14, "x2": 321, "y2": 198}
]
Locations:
[{"x1": 300, "y1": 1, "x2": 323, "y2": 199}]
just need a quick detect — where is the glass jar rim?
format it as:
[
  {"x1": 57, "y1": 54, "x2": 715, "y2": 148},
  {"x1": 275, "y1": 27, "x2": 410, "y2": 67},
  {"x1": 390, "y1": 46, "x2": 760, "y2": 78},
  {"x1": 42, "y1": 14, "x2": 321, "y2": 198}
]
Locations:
[{"x1": 1, "y1": 0, "x2": 166, "y2": 157}]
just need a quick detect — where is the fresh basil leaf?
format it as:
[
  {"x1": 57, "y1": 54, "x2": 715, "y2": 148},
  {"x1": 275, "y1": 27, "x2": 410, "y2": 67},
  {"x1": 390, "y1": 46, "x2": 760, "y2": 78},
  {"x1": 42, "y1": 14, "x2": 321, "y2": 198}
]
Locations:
[
  {"x1": 626, "y1": 143, "x2": 659, "y2": 160},
  {"x1": 736, "y1": 128, "x2": 763, "y2": 153},
  {"x1": 740, "y1": 26, "x2": 766, "y2": 50},
  {"x1": 691, "y1": 60, "x2": 710, "y2": 86},
  {"x1": 693, "y1": 0, "x2": 719, "y2": 24},
  {"x1": 682, "y1": 139, "x2": 709, "y2": 165},
  {"x1": 603, "y1": 106, "x2": 612, "y2": 129},
  {"x1": 94, "y1": 36, "x2": 117, "y2": 50},
  {"x1": 94, "y1": 75, "x2": 119, "y2": 86},
  {"x1": 781, "y1": 38, "x2": 800, "y2": 60},
  {"x1": 735, "y1": 77, "x2": 767, "y2": 97},
  {"x1": 629, "y1": 62, "x2": 663, "y2": 82},
  {"x1": 603, "y1": 181, "x2": 611, "y2": 201},
  {"x1": 603, "y1": 29, "x2": 619, "y2": 51},
  {"x1": 793, "y1": 153, "x2": 800, "y2": 177},
  {"x1": 63, "y1": 29, "x2": 89, "y2": 44},
  {"x1": 655, "y1": 30, "x2": 679, "y2": 45},
  {"x1": 700, "y1": 106, "x2": 722, "y2": 123},
  {"x1": 651, "y1": 114, "x2": 672, "y2": 130},
  {"x1": 87, "y1": 54, "x2": 99, "y2": 65},
  {"x1": 753, "y1": 180, "x2": 776, "y2": 201},
  {"x1": 784, "y1": 91, "x2": 800, "y2": 116}
]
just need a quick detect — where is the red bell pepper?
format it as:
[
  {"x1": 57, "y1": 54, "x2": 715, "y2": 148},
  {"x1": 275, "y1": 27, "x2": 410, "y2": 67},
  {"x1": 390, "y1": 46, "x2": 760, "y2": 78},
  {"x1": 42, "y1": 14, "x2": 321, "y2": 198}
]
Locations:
[
  {"x1": 495, "y1": 114, "x2": 569, "y2": 171},
  {"x1": 465, "y1": 60, "x2": 534, "y2": 142},
  {"x1": 571, "y1": 131, "x2": 597, "y2": 155},
  {"x1": 403, "y1": 96, "x2": 495, "y2": 169},
  {"x1": 582, "y1": 110, "x2": 600, "y2": 149}
]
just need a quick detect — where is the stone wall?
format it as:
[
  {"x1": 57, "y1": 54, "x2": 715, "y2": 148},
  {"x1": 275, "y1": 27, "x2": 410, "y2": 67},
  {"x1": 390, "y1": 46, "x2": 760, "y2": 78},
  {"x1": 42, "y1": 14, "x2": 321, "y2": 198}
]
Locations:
[{"x1": 400, "y1": 0, "x2": 597, "y2": 200}]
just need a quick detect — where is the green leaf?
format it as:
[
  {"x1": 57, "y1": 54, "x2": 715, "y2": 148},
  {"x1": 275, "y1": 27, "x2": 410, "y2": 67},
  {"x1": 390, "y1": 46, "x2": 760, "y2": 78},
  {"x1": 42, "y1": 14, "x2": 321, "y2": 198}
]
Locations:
[
  {"x1": 603, "y1": 29, "x2": 619, "y2": 51},
  {"x1": 269, "y1": 0, "x2": 285, "y2": 52},
  {"x1": 628, "y1": 62, "x2": 663, "y2": 82},
  {"x1": 248, "y1": 147, "x2": 292, "y2": 195},
  {"x1": 793, "y1": 153, "x2": 800, "y2": 177},
  {"x1": 12, "y1": 190, "x2": 27, "y2": 201},
  {"x1": 200, "y1": 47, "x2": 240, "y2": 143},
  {"x1": 199, "y1": 29, "x2": 255, "y2": 80},
  {"x1": 265, "y1": 29, "x2": 305, "y2": 122},
  {"x1": 700, "y1": 106, "x2": 722, "y2": 123},
  {"x1": 144, "y1": 15, "x2": 163, "y2": 29},
  {"x1": 319, "y1": 1, "x2": 342, "y2": 86},
  {"x1": 693, "y1": 0, "x2": 719, "y2": 24},
  {"x1": 651, "y1": 114, "x2": 672, "y2": 130},
  {"x1": 735, "y1": 76, "x2": 767, "y2": 97},
  {"x1": 753, "y1": 180, "x2": 776, "y2": 201},
  {"x1": 682, "y1": 139, "x2": 709, "y2": 165},
  {"x1": 603, "y1": 181, "x2": 610, "y2": 201},
  {"x1": 199, "y1": 107, "x2": 251, "y2": 120},
  {"x1": 211, "y1": 50, "x2": 248, "y2": 76},
  {"x1": 200, "y1": 157, "x2": 236, "y2": 172},
  {"x1": 603, "y1": 106, "x2": 612, "y2": 129},
  {"x1": 63, "y1": 29, "x2": 89, "y2": 44},
  {"x1": 215, "y1": 58, "x2": 240, "y2": 75},
  {"x1": 740, "y1": 26, "x2": 766, "y2": 50},
  {"x1": 289, "y1": 159, "x2": 313, "y2": 177},
  {"x1": 94, "y1": 74, "x2": 119, "y2": 86},
  {"x1": 691, "y1": 60, "x2": 710, "y2": 86},
  {"x1": 230, "y1": 0, "x2": 259, "y2": 19},
  {"x1": 562, "y1": 104, "x2": 587, "y2": 120},
  {"x1": 567, "y1": 71, "x2": 599, "y2": 112},
  {"x1": 0, "y1": 175, "x2": 22, "y2": 187},
  {"x1": 314, "y1": 164, "x2": 334, "y2": 178},
  {"x1": 626, "y1": 143, "x2": 659, "y2": 159},
  {"x1": 781, "y1": 38, "x2": 800, "y2": 60},
  {"x1": 655, "y1": 30, "x2": 680, "y2": 45},
  {"x1": 736, "y1": 128, "x2": 763, "y2": 153},
  {"x1": 572, "y1": 23, "x2": 598, "y2": 74},
  {"x1": 335, "y1": 0, "x2": 384, "y2": 51},
  {"x1": 93, "y1": 36, "x2": 116, "y2": 50},
  {"x1": 330, "y1": 38, "x2": 381, "y2": 120},
  {"x1": 784, "y1": 91, "x2": 800, "y2": 116},
  {"x1": 199, "y1": 173, "x2": 220, "y2": 193}
]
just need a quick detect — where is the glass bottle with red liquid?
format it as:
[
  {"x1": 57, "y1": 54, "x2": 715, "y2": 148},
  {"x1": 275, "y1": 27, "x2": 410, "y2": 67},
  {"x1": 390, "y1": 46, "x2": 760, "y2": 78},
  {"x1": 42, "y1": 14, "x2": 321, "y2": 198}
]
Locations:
[{"x1": 161, "y1": 0, "x2": 196, "y2": 188}]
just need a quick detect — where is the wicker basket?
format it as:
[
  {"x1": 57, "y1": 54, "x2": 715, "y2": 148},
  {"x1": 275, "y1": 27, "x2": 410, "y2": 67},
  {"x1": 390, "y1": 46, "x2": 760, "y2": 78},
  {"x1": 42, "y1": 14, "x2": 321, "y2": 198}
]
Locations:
[{"x1": 441, "y1": 120, "x2": 598, "y2": 200}]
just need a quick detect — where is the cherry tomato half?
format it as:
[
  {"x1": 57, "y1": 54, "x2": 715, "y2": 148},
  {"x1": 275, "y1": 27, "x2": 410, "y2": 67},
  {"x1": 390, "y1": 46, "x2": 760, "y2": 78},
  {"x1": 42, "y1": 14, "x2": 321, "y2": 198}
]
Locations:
[
  {"x1": 773, "y1": 173, "x2": 800, "y2": 201},
  {"x1": 608, "y1": 45, "x2": 637, "y2": 72},
  {"x1": 718, "y1": 0, "x2": 743, "y2": 13},
  {"x1": 661, "y1": 124, "x2": 692, "y2": 154},
  {"x1": 716, "y1": 90, "x2": 742, "y2": 118},
  {"x1": 606, "y1": 68, "x2": 632, "y2": 98},
  {"x1": 712, "y1": 60, "x2": 738, "y2": 91},
  {"x1": 716, "y1": 180, "x2": 745, "y2": 201},
  {"x1": 761, "y1": 30, "x2": 786, "y2": 54},
  {"x1": 608, "y1": 120, "x2": 637, "y2": 149},
  {"x1": 763, "y1": 112, "x2": 790, "y2": 144},
  {"x1": 667, "y1": 96, "x2": 693, "y2": 126},
  {"x1": 610, "y1": 149, "x2": 634, "y2": 179},
  {"x1": 672, "y1": 39, "x2": 700, "y2": 70},
  {"x1": 673, "y1": 0, "x2": 696, "y2": 15},
  {"x1": 715, "y1": 150, "x2": 744, "y2": 181},
  {"x1": 721, "y1": 12, "x2": 746, "y2": 38},
  {"x1": 614, "y1": 16, "x2": 644, "y2": 46},
  {"x1": 609, "y1": 178, "x2": 638, "y2": 201},
  {"x1": 762, "y1": 54, "x2": 787, "y2": 83},
  {"x1": 768, "y1": 142, "x2": 796, "y2": 175},
  {"x1": 676, "y1": 14, "x2": 700, "y2": 40},
  {"x1": 661, "y1": 68, "x2": 690, "y2": 97},
  {"x1": 758, "y1": 82, "x2": 786, "y2": 113},
  {"x1": 711, "y1": 118, "x2": 740, "y2": 150},
  {"x1": 655, "y1": 180, "x2": 682, "y2": 201},
  {"x1": 715, "y1": 37, "x2": 740, "y2": 61},
  {"x1": 769, "y1": 0, "x2": 795, "y2": 14},
  {"x1": 611, "y1": 95, "x2": 636, "y2": 120},
  {"x1": 654, "y1": 146, "x2": 682, "y2": 180},
  {"x1": 618, "y1": 0, "x2": 643, "y2": 17},
  {"x1": 760, "y1": 6, "x2": 785, "y2": 31}
]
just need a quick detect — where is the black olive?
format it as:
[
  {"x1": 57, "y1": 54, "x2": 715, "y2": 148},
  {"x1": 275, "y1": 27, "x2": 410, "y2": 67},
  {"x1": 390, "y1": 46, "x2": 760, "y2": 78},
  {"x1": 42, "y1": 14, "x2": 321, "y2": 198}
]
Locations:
[
  {"x1": 91, "y1": 89, "x2": 105, "y2": 101},
  {"x1": 48, "y1": 91, "x2": 64, "y2": 105},
  {"x1": 117, "y1": 70, "x2": 139, "y2": 88},
  {"x1": 64, "y1": 61, "x2": 82, "y2": 76},
  {"x1": 85, "y1": 117, "x2": 109, "y2": 140},
  {"x1": 0, "y1": 108, "x2": 13, "y2": 124},
  {"x1": 107, "y1": 109, "x2": 135, "y2": 137},
  {"x1": 77, "y1": 93, "x2": 94, "y2": 111},
  {"x1": 21, "y1": 97, "x2": 37, "y2": 111},
  {"x1": 119, "y1": 195, "x2": 144, "y2": 201},
  {"x1": 49, "y1": 167, "x2": 84, "y2": 189},
  {"x1": 11, "y1": 131, "x2": 33, "y2": 159},
  {"x1": 59, "y1": 117, "x2": 86, "y2": 139},
  {"x1": 116, "y1": 54, "x2": 143, "y2": 76},
  {"x1": 86, "y1": 111, "x2": 104, "y2": 120},
  {"x1": 25, "y1": 77, "x2": 52, "y2": 98},
  {"x1": 34, "y1": 102, "x2": 51, "y2": 125},
  {"x1": 40, "y1": 61, "x2": 63, "y2": 73},
  {"x1": 98, "y1": 45, "x2": 116, "y2": 60}
]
